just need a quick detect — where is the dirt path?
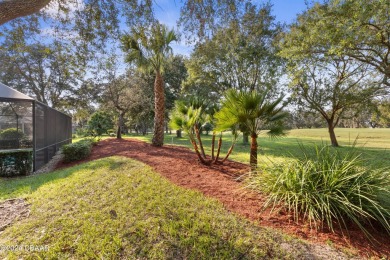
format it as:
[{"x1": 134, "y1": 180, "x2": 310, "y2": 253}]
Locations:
[
  {"x1": 57, "y1": 138, "x2": 390, "y2": 258},
  {"x1": 0, "y1": 199, "x2": 30, "y2": 232}
]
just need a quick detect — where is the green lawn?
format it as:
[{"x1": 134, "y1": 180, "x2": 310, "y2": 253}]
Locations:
[
  {"x1": 2, "y1": 128, "x2": 387, "y2": 258},
  {"x1": 1, "y1": 156, "x2": 307, "y2": 259},
  {"x1": 124, "y1": 128, "x2": 390, "y2": 168}
]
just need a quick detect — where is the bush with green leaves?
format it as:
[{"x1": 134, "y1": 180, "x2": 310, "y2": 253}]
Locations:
[
  {"x1": 0, "y1": 128, "x2": 24, "y2": 140},
  {"x1": 82, "y1": 136, "x2": 100, "y2": 146},
  {"x1": 0, "y1": 150, "x2": 32, "y2": 177},
  {"x1": 247, "y1": 144, "x2": 390, "y2": 237},
  {"x1": 87, "y1": 111, "x2": 114, "y2": 136},
  {"x1": 62, "y1": 140, "x2": 92, "y2": 162},
  {"x1": 75, "y1": 127, "x2": 90, "y2": 137},
  {"x1": 107, "y1": 129, "x2": 116, "y2": 137}
]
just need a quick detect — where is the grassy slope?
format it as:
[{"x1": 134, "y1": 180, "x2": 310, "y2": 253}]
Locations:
[
  {"x1": 0, "y1": 156, "x2": 303, "y2": 259},
  {"x1": 125, "y1": 128, "x2": 390, "y2": 168}
]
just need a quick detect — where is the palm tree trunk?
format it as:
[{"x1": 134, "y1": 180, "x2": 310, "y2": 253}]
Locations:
[
  {"x1": 191, "y1": 140, "x2": 210, "y2": 165},
  {"x1": 189, "y1": 132, "x2": 210, "y2": 165},
  {"x1": 195, "y1": 125, "x2": 206, "y2": 158},
  {"x1": 211, "y1": 133, "x2": 216, "y2": 160},
  {"x1": 222, "y1": 143, "x2": 235, "y2": 163},
  {"x1": 250, "y1": 133, "x2": 258, "y2": 170},
  {"x1": 152, "y1": 71, "x2": 165, "y2": 146},
  {"x1": 213, "y1": 134, "x2": 222, "y2": 163}
]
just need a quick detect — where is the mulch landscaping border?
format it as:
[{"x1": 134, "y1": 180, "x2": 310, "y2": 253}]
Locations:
[{"x1": 56, "y1": 138, "x2": 390, "y2": 258}]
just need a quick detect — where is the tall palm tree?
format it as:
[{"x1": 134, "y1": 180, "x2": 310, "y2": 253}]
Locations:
[
  {"x1": 215, "y1": 89, "x2": 288, "y2": 169},
  {"x1": 121, "y1": 23, "x2": 177, "y2": 146}
]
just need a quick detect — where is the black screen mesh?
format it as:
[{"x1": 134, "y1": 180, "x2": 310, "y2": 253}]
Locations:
[
  {"x1": 34, "y1": 102, "x2": 72, "y2": 171},
  {"x1": 0, "y1": 99, "x2": 71, "y2": 172},
  {"x1": 0, "y1": 101, "x2": 33, "y2": 150}
]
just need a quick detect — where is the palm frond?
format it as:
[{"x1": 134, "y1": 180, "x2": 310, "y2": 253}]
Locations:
[
  {"x1": 121, "y1": 22, "x2": 177, "y2": 73},
  {"x1": 215, "y1": 89, "x2": 288, "y2": 137}
]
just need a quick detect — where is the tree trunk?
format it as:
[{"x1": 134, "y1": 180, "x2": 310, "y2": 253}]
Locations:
[
  {"x1": 176, "y1": 129, "x2": 182, "y2": 138},
  {"x1": 0, "y1": 0, "x2": 51, "y2": 26},
  {"x1": 222, "y1": 143, "x2": 235, "y2": 163},
  {"x1": 250, "y1": 133, "x2": 258, "y2": 170},
  {"x1": 211, "y1": 133, "x2": 216, "y2": 160},
  {"x1": 116, "y1": 113, "x2": 123, "y2": 139},
  {"x1": 190, "y1": 139, "x2": 210, "y2": 165},
  {"x1": 243, "y1": 133, "x2": 249, "y2": 144},
  {"x1": 152, "y1": 71, "x2": 165, "y2": 146},
  {"x1": 213, "y1": 135, "x2": 222, "y2": 163},
  {"x1": 327, "y1": 122, "x2": 339, "y2": 147},
  {"x1": 195, "y1": 125, "x2": 206, "y2": 158}
]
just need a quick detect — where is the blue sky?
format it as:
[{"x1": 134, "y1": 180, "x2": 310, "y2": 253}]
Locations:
[{"x1": 153, "y1": 0, "x2": 309, "y2": 56}]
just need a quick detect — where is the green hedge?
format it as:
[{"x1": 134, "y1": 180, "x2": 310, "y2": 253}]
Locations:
[
  {"x1": 62, "y1": 140, "x2": 92, "y2": 163},
  {"x1": 0, "y1": 128, "x2": 24, "y2": 140},
  {"x1": 0, "y1": 150, "x2": 33, "y2": 177}
]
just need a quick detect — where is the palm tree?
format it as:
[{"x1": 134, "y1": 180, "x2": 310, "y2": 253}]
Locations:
[
  {"x1": 170, "y1": 101, "x2": 208, "y2": 164},
  {"x1": 121, "y1": 23, "x2": 177, "y2": 146},
  {"x1": 215, "y1": 89, "x2": 288, "y2": 169},
  {"x1": 170, "y1": 99, "x2": 238, "y2": 165}
]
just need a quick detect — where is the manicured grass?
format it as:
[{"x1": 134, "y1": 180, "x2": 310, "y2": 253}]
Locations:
[
  {"x1": 0, "y1": 156, "x2": 304, "y2": 259},
  {"x1": 124, "y1": 128, "x2": 390, "y2": 168}
]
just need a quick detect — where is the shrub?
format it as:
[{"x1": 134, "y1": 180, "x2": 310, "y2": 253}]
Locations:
[
  {"x1": 88, "y1": 111, "x2": 114, "y2": 136},
  {"x1": 19, "y1": 137, "x2": 32, "y2": 148},
  {"x1": 0, "y1": 150, "x2": 32, "y2": 177},
  {"x1": 75, "y1": 127, "x2": 90, "y2": 137},
  {"x1": 62, "y1": 141, "x2": 92, "y2": 162},
  {"x1": 82, "y1": 136, "x2": 100, "y2": 146},
  {"x1": 0, "y1": 128, "x2": 24, "y2": 140},
  {"x1": 107, "y1": 129, "x2": 116, "y2": 135},
  {"x1": 247, "y1": 144, "x2": 390, "y2": 237}
]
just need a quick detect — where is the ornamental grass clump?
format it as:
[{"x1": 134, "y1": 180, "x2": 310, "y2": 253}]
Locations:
[{"x1": 247, "y1": 144, "x2": 390, "y2": 237}]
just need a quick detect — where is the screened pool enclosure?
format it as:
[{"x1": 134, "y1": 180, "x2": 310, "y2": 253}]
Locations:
[{"x1": 0, "y1": 83, "x2": 72, "y2": 175}]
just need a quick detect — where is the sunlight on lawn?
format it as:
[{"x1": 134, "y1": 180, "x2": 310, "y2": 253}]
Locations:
[
  {"x1": 0, "y1": 157, "x2": 304, "y2": 259},
  {"x1": 123, "y1": 128, "x2": 390, "y2": 168}
]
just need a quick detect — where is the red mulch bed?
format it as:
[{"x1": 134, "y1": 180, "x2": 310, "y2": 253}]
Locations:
[{"x1": 56, "y1": 138, "x2": 390, "y2": 258}]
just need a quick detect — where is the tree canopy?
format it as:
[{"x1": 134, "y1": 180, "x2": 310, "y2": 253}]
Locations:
[
  {"x1": 1, "y1": 0, "x2": 389, "y2": 145},
  {"x1": 185, "y1": 3, "x2": 284, "y2": 96},
  {"x1": 280, "y1": 0, "x2": 390, "y2": 87}
]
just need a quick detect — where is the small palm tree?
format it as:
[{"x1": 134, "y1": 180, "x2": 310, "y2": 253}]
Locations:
[
  {"x1": 121, "y1": 23, "x2": 177, "y2": 146},
  {"x1": 170, "y1": 101, "x2": 207, "y2": 163},
  {"x1": 170, "y1": 99, "x2": 238, "y2": 165},
  {"x1": 215, "y1": 89, "x2": 288, "y2": 169}
]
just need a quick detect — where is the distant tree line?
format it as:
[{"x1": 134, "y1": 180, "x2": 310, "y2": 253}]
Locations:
[{"x1": 0, "y1": 0, "x2": 389, "y2": 149}]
